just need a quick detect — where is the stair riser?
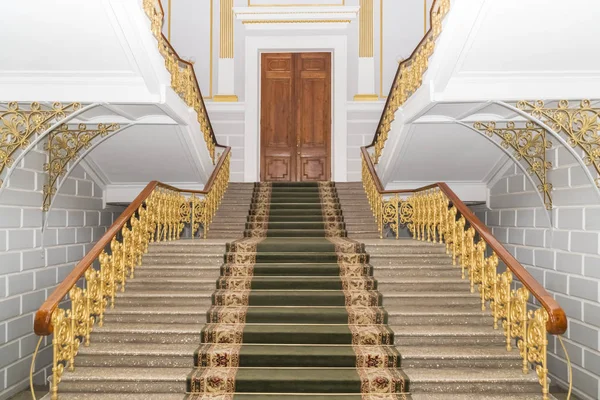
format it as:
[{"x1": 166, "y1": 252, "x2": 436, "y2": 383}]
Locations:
[
  {"x1": 379, "y1": 282, "x2": 470, "y2": 292},
  {"x1": 59, "y1": 382, "x2": 185, "y2": 394},
  {"x1": 92, "y1": 333, "x2": 199, "y2": 344},
  {"x1": 388, "y1": 315, "x2": 494, "y2": 326},
  {"x1": 408, "y1": 382, "x2": 542, "y2": 394},
  {"x1": 124, "y1": 282, "x2": 216, "y2": 291},
  {"x1": 347, "y1": 233, "x2": 380, "y2": 238},
  {"x1": 142, "y1": 256, "x2": 223, "y2": 265},
  {"x1": 393, "y1": 336, "x2": 507, "y2": 347},
  {"x1": 76, "y1": 354, "x2": 193, "y2": 368},
  {"x1": 370, "y1": 257, "x2": 453, "y2": 266},
  {"x1": 134, "y1": 270, "x2": 219, "y2": 278},
  {"x1": 103, "y1": 314, "x2": 205, "y2": 324},
  {"x1": 382, "y1": 297, "x2": 480, "y2": 307},
  {"x1": 366, "y1": 247, "x2": 448, "y2": 255},
  {"x1": 374, "y1": 269, "x2": 460, "y2": 278},
  {"x1": 115, "y1": 299, "x2": 212, "y2": 307},
  {"x1": 147, "y1": 246, "x2": 226, "y2": 254},
  {"x1": 401, "y1": 358, "x2": 524, "y2": 369}
]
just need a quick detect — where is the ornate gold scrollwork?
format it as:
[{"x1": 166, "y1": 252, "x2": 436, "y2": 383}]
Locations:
[
  {"x1": 518, "y1": 99, "x2": 600, "y2": 188},
  {"x1": 42, "y1": 123, "x2": 119, "y2": 211},
  {"x1": 473, "y1": 121, "x2": 553, "y2": 210},
  {"x1": 49, "y1": 184, "x2": 195, "y2": 399},
  {"x1": 372, "y1": 0, "x2": 450, "y2": 164},
  {"x1": 404, "y1": 187, "x2": 550, "y2": 398},
  {"x1": 0, "y1": 102, "x2": 80, "y2": 187}
]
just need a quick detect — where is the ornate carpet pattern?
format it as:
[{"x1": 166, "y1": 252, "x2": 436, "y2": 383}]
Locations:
[{"x1": 186, "y1": 182, "x2": 410, "y2": 399}]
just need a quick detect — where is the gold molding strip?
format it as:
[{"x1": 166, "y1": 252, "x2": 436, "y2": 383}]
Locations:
[
  {"x1": 242, "y1": 19, "x2": 351, "y2": 23},
  {"x1": 518, "y1": 99, "x2": 600, "y2": 188},
  {"x1": 359, "y1": 0, "x2": 374, "y2": 58},
  {"x1": 247, "y1": 0, "x2": 345, "y2": 6},
  {"x1": 473, "y1": 121, "x2": 553, "y2": 210},
  {"x1": 220, "y1": 0, "x2": 234, "y2": 59},
  {"x1": 0, "y1": 102, "x2": 81, "y2": 188},
  {"x1": 43, "y1": 123, "x2": 119, "y2": 211}
]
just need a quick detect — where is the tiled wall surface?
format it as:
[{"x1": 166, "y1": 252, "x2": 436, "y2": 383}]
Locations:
[
  {"x1": 471, "y1": 147, "x2": 600, "y2": 400},
  {"x1": 0, "y1": 148, "x2": 124, "y2": 400}
]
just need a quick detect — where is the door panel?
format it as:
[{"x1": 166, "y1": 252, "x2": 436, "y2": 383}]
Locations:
[
  {"x1": 261, "y1": 53, "x2": 295, "y2": 182},
  {"x1": 260, "y1": 52, "x2": 331, "y2": 182}
]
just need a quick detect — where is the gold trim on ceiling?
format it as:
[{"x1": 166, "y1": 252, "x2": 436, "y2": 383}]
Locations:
[
  {"x1": 242, "y1": 19, "x2": 351, "y2": 23},
  {"x1": 247, "y1": 0, "x2": 345, "y2": 6}
]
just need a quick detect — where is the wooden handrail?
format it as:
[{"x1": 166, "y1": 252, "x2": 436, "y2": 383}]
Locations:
[
  {"x1": 361, "y1": 145, "x2": 567, "y2": 335},
  {"x1": 34, "y1": 147, "x2": 231, "y2": 336}
]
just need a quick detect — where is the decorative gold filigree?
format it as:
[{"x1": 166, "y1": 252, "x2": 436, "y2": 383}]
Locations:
[
  {"x1": 403, "y1": 186, "x2": 552, "y2": 398},
  {"x1": 42, "y1": 123, "x2": 119, "y2": 211},
  {"x1": 372, "y1": 0, "x2": 450, "y2": 164},
  {"x1": 142, "y1": 0, "x2": 216, "y2": 162},
  {"x1": 0, "y1": 102, "x2": 80, "y2": 187},
  {"x1": 49, "y1": 184, "x2": 193, "y2": 399},
  {"x1": 518, "y1": 99, "x2": 600, "y2": 188},
  {"x1": 473, "y1": 121, "x2": 553, "y2": 209}
]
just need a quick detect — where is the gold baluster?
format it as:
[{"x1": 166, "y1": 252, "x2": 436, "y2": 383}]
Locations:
[
  {"x1": 511, "y1": 287, "x2": 530, "y2": 374},
  {"x1": 528, "y1": 308, "x2": 549, "y2": 399}
]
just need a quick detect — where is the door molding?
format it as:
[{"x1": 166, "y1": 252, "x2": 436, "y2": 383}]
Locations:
[{"x1": 244, "y1": 34, "x2": 348, "y2": 182}]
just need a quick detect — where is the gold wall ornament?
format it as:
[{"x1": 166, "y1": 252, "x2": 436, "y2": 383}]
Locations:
[
  {"x1": 42, "y1": 123, "x2": 119, "y2": 211},
  {"x1": 359, "y1": 0, "x2": 374, "y2": 58},
  {"x1": 372, "y1": 0, "x2": 450, "y2": 164},
  {"x1": 473, "y1": 121, "x2": 553, "y2": 210},
  {"x1": 142, "y1": 0, "x2": 217, "y2": 163},
  {"x1": 518, "y1": 99, "x2": 600, "y2": 188},
  {"x1": 0, "y1": 102, "x2": 80, "y2": 187}
]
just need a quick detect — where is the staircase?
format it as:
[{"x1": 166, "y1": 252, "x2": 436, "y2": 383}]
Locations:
[{"x1": 53, "y1": 181, "x2": 544, "y2": 399}]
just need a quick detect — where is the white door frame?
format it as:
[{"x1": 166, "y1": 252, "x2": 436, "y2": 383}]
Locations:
[{"x1": 244, "y1": 34, "x2": 348, "y2": 182}]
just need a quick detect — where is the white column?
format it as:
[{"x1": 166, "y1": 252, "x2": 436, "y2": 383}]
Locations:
[
  {"x1": 215, "y1": 0, "x2": 238, "y2": 102},
  {"x1": 354, "y1": 0, "x2": 378, "y2": 101}
]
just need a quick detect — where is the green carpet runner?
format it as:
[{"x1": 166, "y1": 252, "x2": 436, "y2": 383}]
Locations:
[{"x1": 186, "y1": 182, "x2": 410, "y2": 399}]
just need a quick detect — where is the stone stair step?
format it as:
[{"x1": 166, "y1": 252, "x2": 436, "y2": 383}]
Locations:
[
  {"x1": 391, "y1": 325, "x2": 507, "y2": 346},
  {"x1": 142, "y1": 254, "x2": 224, "y2": 265},
  {"x1": 91, "y1": 323, "x2": 202, "y2": 344},
  {"x1": 374, "y1": 265, "x2": 462, "y2": 278},
  {"x1": 59, "y1": 367, "x2": 189, "y2": 393},
  {"x1": 404, "y1": 367, "x2": 541, "y2": 394},
  {"x1": 51, "y1": 394, "x2": 187, "y2": 400},
  {"x1": 103, "y1": 305, "x2": 208, "y2": 324},
  {"x1": 387, "y1": 307, "x2": 494, "y2": 326},
  {"x1": 134, "y1": 266, "x2": 220, "y2": 278},
  {"x1": 410, "y1": 394, "x2": 549, "y2": 400},
  {"x1": 115, "y1": 290, "x2": 213, "y2": 306},
  {"x1": 378, "y1": 277, "x2": 470, "y2": 292},
  {"x1": 398, "y1": 346, "x2": 523, "y2": 369},
  {"x1": 124, "y1": 277, "x2": 217, "y2": 290},
  {"x1": 381, "y1": 292, "x2": 481, "y2": 307},
  {"x1": 76, "y1": 343, "x2": 196, "y2": 368}
]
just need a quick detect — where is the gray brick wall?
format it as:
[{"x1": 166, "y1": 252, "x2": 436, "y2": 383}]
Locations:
[
  {"x1": 472, "y1": 147, "x2": 600, "y2": 400},
  {"x1": 0, "y1": 148, "x2": 124, "y2": 400}
]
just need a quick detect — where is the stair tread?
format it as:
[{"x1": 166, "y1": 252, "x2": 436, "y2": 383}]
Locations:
[
  {"x1": 94, "y1": 323, "x2": 203, "y2": 333},
  {"x1": 78, "y1": 343, "x2": 196, "y2": 355},
  {"x1": 398, "y1": 346, "x2": 521, "y2": 359},
  {"x1": 392, "y1": 325, "x2": 504, "y2": 336},
  {"x1": 404, "y1": 367, "x2": 540, "y2": 382},
  {"x1": 61, "y1": 367, "x2": 190, "y2": 381}
]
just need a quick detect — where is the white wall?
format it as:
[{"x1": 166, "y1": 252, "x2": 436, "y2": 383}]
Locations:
[
  {"x1": 0, "y1": 147, "x2": 124, "y2": 399},
  {"x1": 472, "y1": 149, "x2": 600, "y2": 400},
  {"x1": 166, "y1": 0, "x2": 433, "y2": 101}
]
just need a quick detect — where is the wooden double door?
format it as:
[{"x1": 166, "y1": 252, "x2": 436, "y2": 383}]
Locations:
[{"x1": 260, "y1": 52, "x2": 332, "y2": 182}]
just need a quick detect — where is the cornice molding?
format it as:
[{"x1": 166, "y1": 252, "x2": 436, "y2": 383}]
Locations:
[{"x1": 233, "y1": 5, "x2": 359, "y2": 25}]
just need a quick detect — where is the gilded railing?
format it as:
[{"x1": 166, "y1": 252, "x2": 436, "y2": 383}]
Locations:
[
  {"x1": 361, "y1": 147, "x2": 567, "y2": 400},
  {"x1": 142, "y1": 0, "x2": 218, "y2": 163},
  {"x1": 371, "y1": 0, "x2": 450, "y2": 164},
  {"x1": 33, "y1": 148, "x2": 230, "y2": 400}
]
